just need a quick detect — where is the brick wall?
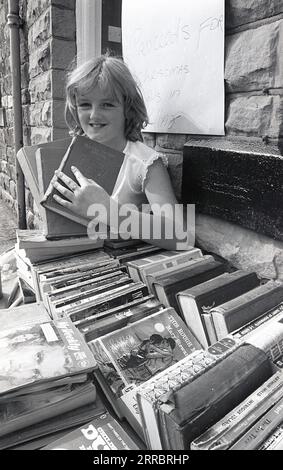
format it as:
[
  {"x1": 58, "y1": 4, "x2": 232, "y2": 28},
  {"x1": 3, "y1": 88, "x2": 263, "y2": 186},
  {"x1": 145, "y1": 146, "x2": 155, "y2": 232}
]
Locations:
[{"x1": 0, "y1": 0, "x2": 76, "y2": 228}]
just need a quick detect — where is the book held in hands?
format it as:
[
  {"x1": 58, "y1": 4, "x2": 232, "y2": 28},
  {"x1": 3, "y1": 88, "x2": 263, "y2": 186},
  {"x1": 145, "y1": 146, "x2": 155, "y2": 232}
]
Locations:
[{"x1": 41, "y1": 135, "x2": 125, "y2": 228}]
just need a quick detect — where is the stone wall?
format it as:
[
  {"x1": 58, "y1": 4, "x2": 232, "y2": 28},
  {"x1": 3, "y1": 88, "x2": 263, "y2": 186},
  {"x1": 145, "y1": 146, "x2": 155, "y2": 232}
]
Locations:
[
  {"x1": 0, "y1": 0, "x2": 76, "y2": 228},
  {"x1": 143, "y1": 1, "x2": 283, "y2": 279}
]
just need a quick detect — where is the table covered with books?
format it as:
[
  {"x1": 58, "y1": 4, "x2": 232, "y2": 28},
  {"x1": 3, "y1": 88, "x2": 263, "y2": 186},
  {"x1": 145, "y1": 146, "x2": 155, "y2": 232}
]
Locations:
[{"x1": 0, "y1": 231, "x2": 283, "y2": 450}]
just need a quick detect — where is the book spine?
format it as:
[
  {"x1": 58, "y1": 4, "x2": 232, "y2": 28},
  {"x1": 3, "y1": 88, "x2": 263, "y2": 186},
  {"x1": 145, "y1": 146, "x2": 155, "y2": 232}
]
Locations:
[
  {"x1": 164, "y1": 344, "x2": 273, "y2": 449},
  {"x1": 259, "y1": 424, "x2": 283, "y2": 450},
  {"x1": 41, "y1": 136, "x2": 76, "y2": 203},
  {"x1": 213, "y1": 285, "x2": 283, "y2": 337},
  {"x1": 190, "y1": 371, "x2": 283, "y2": 450},
  {"x1": 0, "y1": 383, "x2": 96, "y2": 438},
  {"x1": 68, "y1": 285, "x2": 148, "y2": 322},
  {"x1": 244, "y1": 320, "x2": 283, "y2": 362},
  {"x1": 231, "y1": 396, "x2": 283, "y2": 450}
]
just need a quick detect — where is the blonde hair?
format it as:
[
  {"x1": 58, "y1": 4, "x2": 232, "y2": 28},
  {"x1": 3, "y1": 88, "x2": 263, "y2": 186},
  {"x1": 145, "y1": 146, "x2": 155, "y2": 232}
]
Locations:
[{"x1": 65, "y1": 54, "x2": 149, "y2": 142}]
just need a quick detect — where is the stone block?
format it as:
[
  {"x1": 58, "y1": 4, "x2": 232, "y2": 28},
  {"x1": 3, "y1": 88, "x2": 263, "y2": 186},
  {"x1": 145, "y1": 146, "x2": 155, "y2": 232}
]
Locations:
[
  {"x1": 142, "y1": 133, "x2": 156, "y2": 149},
  {"x1": 226, "y1": 95, "x2": 283, "y2": 139},
  {"x1": 26, "y1": 0, "x2": 51, "y2": 28},
  {"x1": 226, "y1": 0, "x2": 283, "y2": 29},
  {"x1": 30, "y1": 126, "x2": 52, "y2": 145},
  {"x1": 9, "y1": 180, "x2": 17, "y2": 199},
  {"x1": 156, "y1": 134, "x2": 189, "y2": 151},
  {"x1": 29, "y1": 101, "x2": 52, "y2": 126},
  {"x1": 51, "y1": 0, "x2": 75, "y2": 9},
  {"x1": 52, "y1": 69, "x2": 67, "y2": 99},
  {"x1": 182, "y1": 142, "x2": 283, "y2": 241},
  {"x1": 52, "y1": 100, "x2": 67, "y2": 128},
  {"x1": 52, "y1": 127, "x2": 70, "y2": 140},
  {"x1": 29, "y1": 71, "x2": 52, "y2": 103},
  {"x1": 51, "y1": 38, "x2": 76, "y2": 70},
  {"x1": 51, "y1": 6, "x2": 75, "y2": 40},
  {"x1": 195, "y1": 213, "x2": 283, "y2": 280},
  {"x1": 225, "y1": 20, "x2": 283, "y2": 91},
  {"x1": 28, "y1": 8, "x2": 51, "y2": 49},
  {"x1": 29, "y1": 43, "x2": 51, "y2": 78}
]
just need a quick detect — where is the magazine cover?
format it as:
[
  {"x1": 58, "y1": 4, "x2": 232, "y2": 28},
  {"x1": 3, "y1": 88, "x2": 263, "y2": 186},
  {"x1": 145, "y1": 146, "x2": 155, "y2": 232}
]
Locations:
[
  {"x1": 0, "y1": 317, "x2": 97, "y2": 395},
  {"x1": 89, "y1": 307, "x2": 200, "y2": 398}
]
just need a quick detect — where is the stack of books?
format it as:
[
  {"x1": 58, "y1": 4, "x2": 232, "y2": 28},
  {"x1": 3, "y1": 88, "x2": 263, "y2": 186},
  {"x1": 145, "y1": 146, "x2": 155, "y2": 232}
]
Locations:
[
  {"x1": 0, "y1": 302, "x2": 104, "y2": 450},
  {"x1": 17, "y1": 135, "x2": 125, "y2": 239}
]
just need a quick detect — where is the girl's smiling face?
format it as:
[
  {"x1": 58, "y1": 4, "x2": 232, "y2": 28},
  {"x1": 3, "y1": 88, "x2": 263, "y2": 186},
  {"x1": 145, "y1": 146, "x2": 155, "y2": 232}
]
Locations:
[{"x1": 76, "y1": 84, "x2": 126, "y2": 152}]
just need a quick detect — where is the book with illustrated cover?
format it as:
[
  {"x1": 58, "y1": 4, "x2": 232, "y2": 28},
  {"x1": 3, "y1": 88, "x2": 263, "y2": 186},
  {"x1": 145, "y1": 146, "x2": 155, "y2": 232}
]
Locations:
[
  {"x1": 190, "y1": 371, "x2": 283, "y2": 450},
  {"x1": 0, "y1": 392, "x2": 106, "y2": 450},
  {"x1": 147, "y1": 255, "x2": 227, "y2": 314},
  {"x1": 230, "y1": 395, "x2": 283, "y2": 450},
  {"x1": 157, "y1": 344, "x2": 272, "y2": 450},
  {"x1": 41, "y1": 135, "x2": 125, "y2": 227},
  {"x1": 0, "y1": 315, "x2": 97, "y2": 396},
  {"x1": 88, "y1": 307, "x2": 201, "y2": 436},
  {"x1": 126, "y1": 248, "x2": 203, "y2": 286},
  {"x1": 136, "y1": 336, "x2": 238, "y2": 450},
  {"x1": 42, "y1": 411, "x2": 140, "y2": 450},
  {"x1": 211, "y1": 280, "x2": 283, "y2": 339},
  {"x1": 176, "y1": 270, "x2": 260, "y2": 348}
]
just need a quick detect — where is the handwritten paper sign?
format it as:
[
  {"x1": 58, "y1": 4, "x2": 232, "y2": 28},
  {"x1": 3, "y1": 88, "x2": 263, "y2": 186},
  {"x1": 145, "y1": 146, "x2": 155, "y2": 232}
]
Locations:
[{"x1": 122, "y1": 0, "x2": 224, "y2": 135}]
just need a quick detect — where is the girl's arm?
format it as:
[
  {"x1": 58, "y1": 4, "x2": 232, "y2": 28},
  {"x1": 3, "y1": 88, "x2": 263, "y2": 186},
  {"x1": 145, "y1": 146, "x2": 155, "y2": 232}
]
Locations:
[{"x1": 53, "y1": 163, "x2": 195, "y2": 251}]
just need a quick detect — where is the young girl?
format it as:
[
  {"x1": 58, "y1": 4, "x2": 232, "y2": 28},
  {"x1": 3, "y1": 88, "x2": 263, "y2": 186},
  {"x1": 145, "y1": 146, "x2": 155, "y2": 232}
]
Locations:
[{"x1": 52, "y1": 54, "x2": 194, "y2": 250}]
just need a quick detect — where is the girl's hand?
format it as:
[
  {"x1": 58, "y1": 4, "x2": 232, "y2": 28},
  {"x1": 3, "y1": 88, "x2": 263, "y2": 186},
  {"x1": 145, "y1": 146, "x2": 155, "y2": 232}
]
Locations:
[{"x1": 52, "y1": 166, "x2": 110, "y2": 219}]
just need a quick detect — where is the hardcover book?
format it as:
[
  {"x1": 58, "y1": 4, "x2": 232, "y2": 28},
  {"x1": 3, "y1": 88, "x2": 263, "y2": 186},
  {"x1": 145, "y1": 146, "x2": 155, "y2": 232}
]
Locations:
[
  {"x1": 17, "y1": 138, "x2": 91, "y2": 239},
  {"x1": 0, "y1": 392, "x2": 106, "y2": 450},
  {"x1": 240, "y1": 313, "x2": 283, "y2": 363},
  {"x1": 176, "y1": 270, "x2": 260, "y2": 347},
  {"x1": 210, "y1": 280, "x2": 283, "y2": 339},
  {"x1": 42, "y1": 411, "x2": 140, "y2": 450},
  {"x1": 259, "y1": 424, "x2": 283, "y2": 450},
  {"x1": 88, "y1": 307, "x2": 201, "y2": 436},
  {"x1": 15, "y1": 229, "x2": 103, "y2": 263},
  {"x1": 147, "y1": 256, "x2": 227, "y2": 313},
  {"x1": 0, "y1": 380, "x2": 97, "y2": 438},
  {"x1": 126, "y1": 248, "x2": 203, "y2": 286},
  {"x1": 190, "y1": 371, "x2": 283, "y2": 450},
  {"x1": 158, "y1": 344, "x2": 272, "y2": 449},
  {"x1": 136, "y1": 336, "x2": 238, "y2": 450},
  {"x1": 17, "y1": 138, "x2": 71, "y2": 216},
  {"x1": 230, "y1": 394, "x2": 283, "y2": 450},
  {"x1": 41, "y1": 135, "x2": 125, "y2": 227}
]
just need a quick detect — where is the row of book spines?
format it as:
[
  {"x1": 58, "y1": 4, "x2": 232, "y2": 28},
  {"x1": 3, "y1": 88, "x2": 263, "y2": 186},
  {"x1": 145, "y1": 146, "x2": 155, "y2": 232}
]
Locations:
[
  {"x1": 190, "y1": 371, "x2": 283, "y2": 450},
  {"x1": 159, "y1": 344, "x2": 273, "y2": 450}
]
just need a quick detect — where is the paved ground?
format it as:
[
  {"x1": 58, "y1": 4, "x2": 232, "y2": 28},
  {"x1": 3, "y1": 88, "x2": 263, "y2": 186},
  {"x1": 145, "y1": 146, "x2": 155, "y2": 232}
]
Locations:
[{"x1": 0, "y1": 200, "x2": 17, "y2": 256}]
